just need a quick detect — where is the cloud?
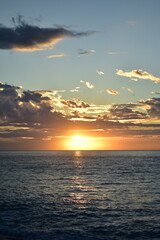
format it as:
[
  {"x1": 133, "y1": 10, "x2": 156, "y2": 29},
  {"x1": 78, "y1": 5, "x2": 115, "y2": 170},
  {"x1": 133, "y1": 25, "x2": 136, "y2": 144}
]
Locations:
[
  {"x1": 0, "y1": 82, "x2": 66, "y2": 125},
  {"x1": 139, "y1": 98, "x2": 160, "y2": 118},
  {"x1": 78, "y1": 49, "x2": 95, "y2": 55},
  {"x1": 0, "y1": 17, "x2": 96, "y2": 51},
  {"x1": 47, "y1": 53, "x2": 66, "y2": 58},
  {"x1": 106, "y1": 89, "x2": 120, "y2": 95},
  {"x1": 80, "y1": 80, "x2": 94, "y2": 88},
  {"x1": 130, "y1": 78, "x2": 138, "y2": 82},
  {"x1": 96, "y1": 70, "x2": 104, "y2": 76},
  {"x1": 107, "y1": 51, "x2": 127, "y2": 55},
  {"x1": 108, "y1": 103, "x2": 148, "y2": 120},
  {"x1": 70, "y1": 87, "x2": 80, "y2": 92},
  {"x1": 61, "y1": 99, "x2": 90, "y2": 109},
  {"x1": 151, "y1": 91, "x2": 160, "y2": 95},
  {"x1": 122, "y1": 87, "x2": 134, "y2": 95},
  {"x1": 0, "y1": 81, "x2": 160, "y2": 149},
  {"x1": 116, "y1": 69, "x2": 160, "y2": 83}
]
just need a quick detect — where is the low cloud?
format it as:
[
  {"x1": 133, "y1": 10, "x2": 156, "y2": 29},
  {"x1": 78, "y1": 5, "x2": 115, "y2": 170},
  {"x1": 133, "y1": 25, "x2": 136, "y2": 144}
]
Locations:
[
  {"x1": 0, "y1": 16, "x2": 96, "y2": 51},
  {"x1": 139, "y1": 98, "x2": 160, "y2": 118},
  {"x1": 0, "y1": 81, "x2": 160, "y2": 149},
  {"x1": 80, "y1": 80, "x2": 94, "y2": 89},
  {"x1": 106, "y1": 89, "x2": 120, "y2": 95},
  {"x1": 116, "y1": 69, "x2": 160, "y2": 83},
  {"x1": 108, "y1": 103, "x2": 148, "y2": 120}
]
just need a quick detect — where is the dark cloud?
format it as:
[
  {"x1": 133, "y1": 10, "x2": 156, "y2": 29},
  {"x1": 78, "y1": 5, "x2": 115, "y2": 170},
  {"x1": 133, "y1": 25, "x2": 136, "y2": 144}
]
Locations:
[
  {"x1": 18, "y1": 90, "x2": 50, "y2": 102},
  {"x1": 0, "y1": 82, "x2": 22, "y2": 97},
  {"x1": 108, "y1": 103, "x2": 148, "y2": 120},
  {"x1": 0, "y1": 82, "x2": 66, "y2": 125},
  {"x1": 110, "y1": 108, "x2": 147, "y2": 120},
  {"x1": 61, "y1": 99, "x2": 90, "y2": 108},
  {"x1": 0, "y1": 17, "x2": 96, "y2": 51},
  {"x1": 139, "y1": 98, "x2": 160, "y2": 118}
]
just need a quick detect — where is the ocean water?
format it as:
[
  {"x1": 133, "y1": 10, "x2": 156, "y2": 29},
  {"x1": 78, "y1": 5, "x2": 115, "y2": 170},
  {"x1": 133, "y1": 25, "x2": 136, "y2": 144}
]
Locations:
[{"x1": 0, "y1": 150, "x2": 160, "y2": 240}]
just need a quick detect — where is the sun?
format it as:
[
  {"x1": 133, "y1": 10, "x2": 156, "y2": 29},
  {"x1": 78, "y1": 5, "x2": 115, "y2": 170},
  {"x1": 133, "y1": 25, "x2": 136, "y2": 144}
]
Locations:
[{"x1": 65, "y1": 135, "x2": 98, "y2": 150}]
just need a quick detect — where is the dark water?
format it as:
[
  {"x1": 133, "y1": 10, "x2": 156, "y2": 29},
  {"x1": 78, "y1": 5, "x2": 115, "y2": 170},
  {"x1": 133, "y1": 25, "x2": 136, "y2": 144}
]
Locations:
[{"x1": 0, "y1": 150, "x2": 160, "y2": 240}]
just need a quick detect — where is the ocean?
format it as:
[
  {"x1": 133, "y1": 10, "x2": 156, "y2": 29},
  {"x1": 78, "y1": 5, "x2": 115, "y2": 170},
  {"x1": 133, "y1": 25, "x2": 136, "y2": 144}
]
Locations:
[{"x1": 0, "y1": 150, "x2": 160, "y2": 240}]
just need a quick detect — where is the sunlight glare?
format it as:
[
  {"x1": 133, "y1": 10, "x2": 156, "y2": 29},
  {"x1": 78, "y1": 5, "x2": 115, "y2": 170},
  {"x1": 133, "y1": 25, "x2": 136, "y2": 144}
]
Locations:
[{"x1": 65, "y1": 135, "x2": 98, "y2": 150}]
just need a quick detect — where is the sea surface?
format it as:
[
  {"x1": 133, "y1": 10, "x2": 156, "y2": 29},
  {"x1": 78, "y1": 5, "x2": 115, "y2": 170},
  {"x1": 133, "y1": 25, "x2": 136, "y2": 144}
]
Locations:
[{"x1": 0, "y1": 150, "x2": 160, "y2": 240}]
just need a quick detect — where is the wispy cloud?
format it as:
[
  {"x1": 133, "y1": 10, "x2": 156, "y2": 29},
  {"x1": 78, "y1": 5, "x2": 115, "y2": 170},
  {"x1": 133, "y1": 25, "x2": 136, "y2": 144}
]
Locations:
[
  {"x1": 80, "y1": 80, "x2": 94, "y2": 89},
  {"x1": 106, "y1": 89, "x2": 120, "y2": 95},
  {"x1": 70, "y1": 87, "x2": 80, "y2": 92},
  {"x1": 151, "y1": 91, "x2": 160, "y2": 95},
  {"x1": 107, "y1": 51, "x2": 127, "y2": 55},
  {"x1": 47, "y1": 53, "x2": 66, "y2": 58},
  {"x1": 122, "y1": 87, "x2": 134, "y2": 95},
  {"x1": 116, "y1": 69, "x2": 160, "y2": 83},
  {"x1": 96, "y1": 70, "x2": 104, "y2": 76},
  {"x1": 130, "y1": 78, "x2": 138, "y2": 82},
  {"x1": 0, "y1": 16, "x2": 96, "y2": 51},
  {"x1": 78, "y1": 49, "x2": 95, "y2": 55}
]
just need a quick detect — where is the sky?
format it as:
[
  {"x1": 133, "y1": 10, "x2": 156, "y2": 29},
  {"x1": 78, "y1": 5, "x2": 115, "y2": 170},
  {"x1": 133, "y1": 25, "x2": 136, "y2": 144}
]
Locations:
[{"x1": 0, "y1": 0, "x2": 160, "y2": 150}]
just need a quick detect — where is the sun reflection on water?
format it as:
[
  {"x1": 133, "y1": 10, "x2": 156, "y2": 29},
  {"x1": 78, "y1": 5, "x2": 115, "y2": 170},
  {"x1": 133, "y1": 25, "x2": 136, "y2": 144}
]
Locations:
[{"x1": 74, "y1": 150, "x2": 81, "y2": 157}]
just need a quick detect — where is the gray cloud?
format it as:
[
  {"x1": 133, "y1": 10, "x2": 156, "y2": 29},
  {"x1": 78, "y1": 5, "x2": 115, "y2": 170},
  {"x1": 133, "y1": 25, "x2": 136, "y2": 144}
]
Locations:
[
  {"x1": 108, "y1": 106, "x2": 148, "y2": 120},
  {"x1": 61, "y1": 99, "x2": 90, "y2": 108},
  {"x1": 0, "y1": 82, "x2": 66, "y2": 125},
  {"x1": 151, "y1": 91, "x2": 160, "y2": 95},
  {"x1": 0, "y1": 17, "x2": 96, "y2": 51},
  {"x1": 78, "y1": 49, "x2": 95, "y2": 55},
  {"x1": 139, "y1": 98, "x2": 160, "y2": 118},
  {"x1": 18, "y1": 90, "x2": 50, "y2": 103}
]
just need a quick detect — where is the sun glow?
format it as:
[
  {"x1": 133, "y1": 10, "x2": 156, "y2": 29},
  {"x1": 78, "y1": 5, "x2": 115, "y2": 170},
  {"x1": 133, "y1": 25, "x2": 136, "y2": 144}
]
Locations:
[{"x1": 65, "y1": 135, "x2": 102, "y2": 150}]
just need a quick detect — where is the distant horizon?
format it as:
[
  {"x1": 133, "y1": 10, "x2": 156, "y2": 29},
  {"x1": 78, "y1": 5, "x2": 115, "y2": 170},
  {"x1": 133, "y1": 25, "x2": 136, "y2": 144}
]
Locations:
[{"x1": 0, "y1": 149, "x2": 160, "y2": 151}]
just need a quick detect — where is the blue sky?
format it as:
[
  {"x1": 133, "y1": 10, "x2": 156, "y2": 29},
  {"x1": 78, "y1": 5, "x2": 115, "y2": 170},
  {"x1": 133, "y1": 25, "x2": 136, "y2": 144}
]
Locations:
[{"x1": 0, "y1": 0, "x2": 160, "y2": 150}]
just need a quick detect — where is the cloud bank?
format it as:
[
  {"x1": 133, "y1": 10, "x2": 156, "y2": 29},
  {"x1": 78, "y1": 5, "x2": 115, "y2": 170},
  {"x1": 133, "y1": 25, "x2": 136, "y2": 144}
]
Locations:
[{"x1": 0, "y1": 81, "x2": 160, "y2": 149}]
